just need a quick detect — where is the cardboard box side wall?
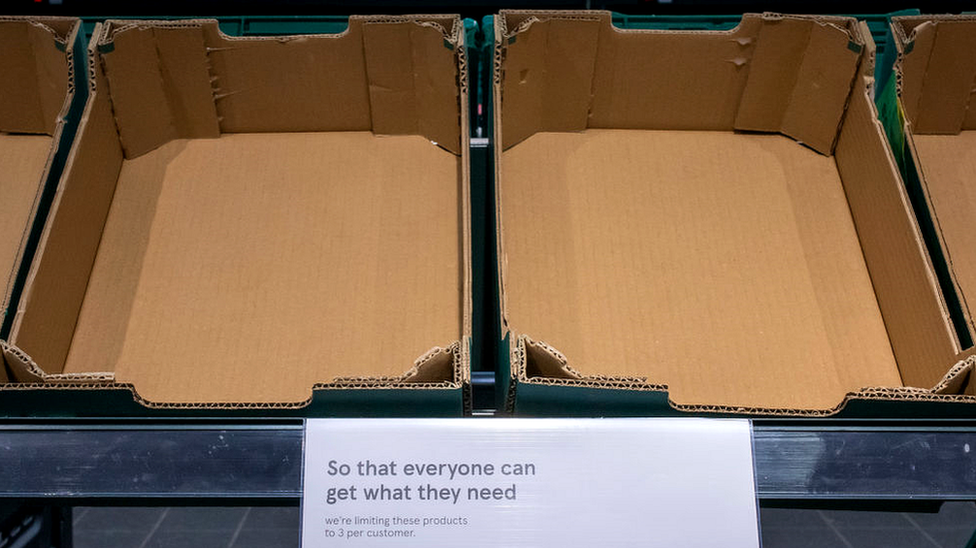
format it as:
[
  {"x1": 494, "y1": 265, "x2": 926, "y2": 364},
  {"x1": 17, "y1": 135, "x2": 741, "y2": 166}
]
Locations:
[
  {"x1": 95, "y1": 17, "x2": 462, "y2": 158},
  {"x1": 494, "y1": 11, "x2": 966, "y2": 414},
  {"x1": 888, "y1": 16, "x2": 976, "y2": 352},
  {"x1": 833, "y1": 56, "x2": 960, "y2": 388},
  {"x1": 0, "y1": 17, "x2": 85, "y2": 339},
  {"x1": 499, "y1": 11, "x2": 862, "y2": 155},
  {"x1": 5, "y1": 16, "x2": 472, "y2": 409},
  {"x1": 6, "y1": 25, "x2": 123, "y2": 380}
]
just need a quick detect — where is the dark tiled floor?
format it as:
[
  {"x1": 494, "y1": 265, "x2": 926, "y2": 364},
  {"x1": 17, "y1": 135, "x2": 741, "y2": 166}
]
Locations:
[
  {"x1": 69, "y1": 503, "x2": 976, "y2": 547},
  {"x1": 72, "y1": 507, "x2": 299, "y2": 548},
  {"x1": 759, "y1": 503, "x2": 976, "y2": 548}
]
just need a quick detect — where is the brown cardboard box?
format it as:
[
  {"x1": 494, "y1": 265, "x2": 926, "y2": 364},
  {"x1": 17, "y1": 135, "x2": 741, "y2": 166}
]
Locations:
[
  {"x1": 888, "y1": 15, "x2": 976, "y2": 393},
  {"x1": 0, "y1": 17, "x2": 83, "y2": 381},
  {"x1": 0, "y1": 16, "x2": 472, "y2": 412},
  {"x1": 495, "y1": 11, "x2": 976, "y2": 415}
]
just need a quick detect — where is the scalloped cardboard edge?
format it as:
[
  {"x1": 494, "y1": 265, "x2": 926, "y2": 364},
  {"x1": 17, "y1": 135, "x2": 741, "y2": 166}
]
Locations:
[
  {"x1": 2, "y1": 338, "x2": 471, "y2": 412},
  {"x1": 507, "y1": 335, "x2": 976, "y2": 417}
]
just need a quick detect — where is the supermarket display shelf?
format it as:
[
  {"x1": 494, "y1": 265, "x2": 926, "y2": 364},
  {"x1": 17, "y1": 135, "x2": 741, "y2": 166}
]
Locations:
[{"x1": 2, "y1": 420, "x2": 976, "y2": 502}]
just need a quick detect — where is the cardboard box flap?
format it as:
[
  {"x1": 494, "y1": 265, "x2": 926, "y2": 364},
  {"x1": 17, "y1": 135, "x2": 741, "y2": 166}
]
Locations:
[
  {"x1": 499, "y1": 12, "x2": 861, "y2": 154},
  {"x1": 401, "y1": 344, "x2": 460, "y2": 383},
  {"x1": 735, "y1": 16, "x2": 862, "y2": 154},
  {"x1": 498, "y1": 13, "x2": 602, "y2": 148},
  {"x1": 1, "y1": 341, "x2": 45, "y2": 383},
  {"x1": 201, "y1": 20, "x2": 371, "y2": 138},
  {"x1": 893, "y1": 17, "x2": 976, "y2": 134},
  {"x1": 362, "y1": 18, "x2": 462, "y2": 153},
  {"x1": 932, "y1": 354, "x2": 973, "y2": 395},
  {"x1": 99, "y1": 23, "x2": 220, "y2": 158},
  {"x1": 834, "y1": 59, "x2": 959, "y2": 389},
  {"x1": 97, "y1": 17, "x2": 463, "y2": 158},
  {"x1": 588, "y1": 15, "x2": 763, "y2": 135},
  {"x1": 0, "y1": 18, "x2": 73, "y2": 135}
]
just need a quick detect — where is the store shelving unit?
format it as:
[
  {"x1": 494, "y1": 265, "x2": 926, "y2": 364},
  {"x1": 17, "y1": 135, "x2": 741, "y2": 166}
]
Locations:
[
  {"x1": 4, "y1": 8, "x2": 976, "y2": 548},
  {"x1": 4, "y1": 420, "x2": 976, "y2": 502}
]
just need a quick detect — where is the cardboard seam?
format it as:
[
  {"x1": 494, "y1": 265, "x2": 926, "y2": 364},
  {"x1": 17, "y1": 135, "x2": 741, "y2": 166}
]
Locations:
[
  {"x1": 760, "y1": 20, "x2": 814, "y2": 138},
  {"x1": 824, "y1": 25, "x2": 868, "y2": 154},
  {"x1": 910, "y1": 23, "x2": 940, "y2": 130},
  {"x1": 147, "y1": 27, "x2": 181, "y2": 153},
  {"x1": 94, "y1": 41, "x2": 131, "y2": 157},
  {"x1": 407, "y1": 23, "x2": 423, "y2": 139},
  {"x1": 201, "y1": 29, "x2": 224, "y2": 129}
]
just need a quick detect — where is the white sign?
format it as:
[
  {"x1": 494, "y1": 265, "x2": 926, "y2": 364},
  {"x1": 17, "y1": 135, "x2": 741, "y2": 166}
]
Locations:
[{"x1": 302, "y1": 418, "x2": 758, "y2": 547}]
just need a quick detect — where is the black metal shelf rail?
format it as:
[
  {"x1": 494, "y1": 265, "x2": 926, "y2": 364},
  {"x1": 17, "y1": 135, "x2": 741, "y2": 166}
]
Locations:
[{"x1": 2, "y1": 420, "x2": 976, "y2": 502}]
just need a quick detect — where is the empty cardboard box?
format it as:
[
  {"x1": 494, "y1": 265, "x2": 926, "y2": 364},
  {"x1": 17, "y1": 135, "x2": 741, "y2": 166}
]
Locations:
[
  {"x1": 494, "y1": 11, "x2": 976, "y2": 416},
  {"x1": 0, "y1": 16, "x2": 472, "y2": 416},
  {"x1": 881, "y1": 15, "x2": 976, "y2": 394},
  {"x1": 0, "y1": 16, "x2": 85, "y2": 362}
]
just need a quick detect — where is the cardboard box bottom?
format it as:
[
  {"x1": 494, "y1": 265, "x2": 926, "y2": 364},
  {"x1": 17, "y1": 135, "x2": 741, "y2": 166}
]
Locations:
[
  {"x1": 501, "y1": 128, "x2": 905, "y2": 411},
  {"x1": 19, "y1": 131, "x2": 464, "y2": 407}
]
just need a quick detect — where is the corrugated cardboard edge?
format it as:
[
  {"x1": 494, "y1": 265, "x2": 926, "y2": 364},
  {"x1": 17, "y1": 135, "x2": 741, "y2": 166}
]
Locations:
[
  {"x1": 1, "y1": 340, "x2": 466, "y2": 409},
  {"x1": 0, "y1": 17, "x2": 82, "y2": 332},
  {"x1": 889, "y1": 15, "x2": 976, "y2": 342},
  {"x1": 506, "y1": 335, "x2": 976, "y2": 416}
]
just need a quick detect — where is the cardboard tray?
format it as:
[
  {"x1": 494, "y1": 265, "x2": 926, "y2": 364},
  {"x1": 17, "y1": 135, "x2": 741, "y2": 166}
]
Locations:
[
  {"x1": 493, "y1": 11, "x2": 976, "y2": 417},
  {"x1": 0, "y1": 15, "x2": 473, "y2": 416},
  {"x1": 0, "y1": 17, "x2": 86, "y2": 345}
]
